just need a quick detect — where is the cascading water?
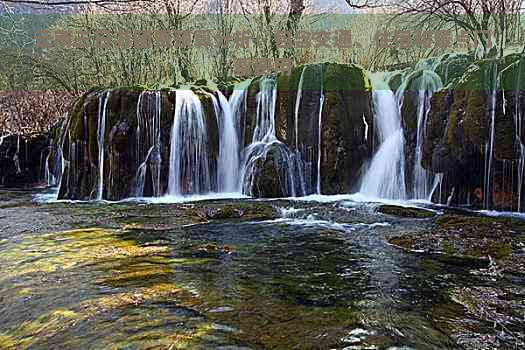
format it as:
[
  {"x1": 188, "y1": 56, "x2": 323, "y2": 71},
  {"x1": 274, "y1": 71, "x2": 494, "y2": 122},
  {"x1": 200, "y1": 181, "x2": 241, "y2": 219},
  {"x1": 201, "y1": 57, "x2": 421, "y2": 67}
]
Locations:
[
  {"x1": 290, "y1": 64, "x2": 325, "y2": 196},
  {"x1": 209, "y1": 91, "x2": 240, "y2": 193},
  {"x1": 252, "y1": 78, "x2": 278, "y2": 143},
  {"x1": 240, "y1": 77, "x2": 278, "y2": 194},
  {"x1": 515, "y1": 57, "x2": 524, "y2": 211},
  {"x1": 44, "y1": 153, "x2": 55, "y2": 186},
  {"x1": 484, "y1": 61, "x2": 499, "y2": 209},
  {"x1": 360, "y1": 72, "x2": 407, "y2": 199},
  {"x1": 316, "y1": 66, "x2": 325, "y2": 195},
  {"x1": 239, "y1": 76, "x2": 301, "y2": 197},
  {"x1": 229, "y1": 79, "x2": 252, "y2": 149},
  {"x1": 96, "y1": 91, "x2": 110, "y2": 200},
  {"x1": 134, "y1": 91, "x2": 162, "y2": 197},
  {"x1": 54, "y1": 115, "x2": 70, "y2": 194},
  {"x1": 396, "y1": 67, "x2": 442, "y2": 200},
  {"x1": 361, "y1": 62, "x2": 441, "y2": 201},
  {"x1": 412, "y1": 70, "x2": 442, "y2": 199},
  {"x1": 168, "y1": 90, "x2": 211, "y2": 196},
  {"x1": 294, "y1": 67, "x2": 306, "y2": 149}
]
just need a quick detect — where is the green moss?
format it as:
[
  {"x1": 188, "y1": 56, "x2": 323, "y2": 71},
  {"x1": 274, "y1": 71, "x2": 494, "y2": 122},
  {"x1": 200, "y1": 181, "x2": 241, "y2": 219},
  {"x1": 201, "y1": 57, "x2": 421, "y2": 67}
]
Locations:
[
  {"x1": 324, "y1": 62, "x2": 370, "y2": 92},
  {"x1": 377, "y1": 205, "x2": 435, "y2": 218},
  {"x1": 388, "y1": 235, "x2": 418, "y2": 250},
  {"x1": 442, "y1": 241, "x2": 457, "y2": 255},
  {"x1": 467, "y1": 241, "x2": 512, "y2": 260},
  {"x1": 435, "y1": 53, "x2": 473, "y2": 84},
  {"x1": 210, "y1": 205, "x2": 242, "y2": 219},
  {"x1": 69, "y1": 94, "x2": 87, "y2": 141},
  {"x1": 289, "y1": 62, "x2": 370, "y2": 92},
  {"x1": 500, "y1": 56, "x2": 525, "y2": 91},
  {"x1": 436, "y1": 215, "x2": 495, "y2": 235}
]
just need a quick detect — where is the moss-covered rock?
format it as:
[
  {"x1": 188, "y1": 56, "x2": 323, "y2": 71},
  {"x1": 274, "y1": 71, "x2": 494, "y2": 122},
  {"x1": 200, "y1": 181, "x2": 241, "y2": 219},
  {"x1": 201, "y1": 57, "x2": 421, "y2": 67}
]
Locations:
[
  {"x1": 377, "y1": 204, "x2": 435, "y2": 218},
  {"x1": 0, "y1": 134, "x2": 50, "y2": 188},
  {"x1": 389, "y1": 213, "x2": 525, "y2": 264},
  {"x1": 422, "y1": 54, "x2": 525, "y2": 210},
  {"x1": 243, "y1": 142, "x2": 296, "y2": 198},
  {"x1": 285, "y1": 63, "x2": 373, "y2": 194}
]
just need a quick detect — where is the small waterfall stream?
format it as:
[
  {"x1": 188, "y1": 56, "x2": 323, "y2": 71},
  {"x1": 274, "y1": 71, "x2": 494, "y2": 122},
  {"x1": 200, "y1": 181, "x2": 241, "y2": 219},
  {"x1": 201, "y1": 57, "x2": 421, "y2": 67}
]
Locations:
[
  {"x1": 229, "y1": 79, "x2": 252, "y2": 149},
  {"x1": 135, "y1": 91, "x2": 162, "y2": 197},
  {"x1": 294, "y1": 67, "x2": 306, "y2": 149},
  {"x1": 44, "y1": 153, "x2": 55, "y2": 186},
  {"x1": 239, "y1": 77, "x2": 278, "y2": 194},
  {"x1": 168, "y1": 90, "x2": 211, "y2": 196},
  {"x1": 515, "y1": 57, "x2": 525, "y2": 211},
  {"x1": 484, "y1": 62, "x2": 499, "y2": 209},
  {"x1": 360, "y1": 73, "x2": 407, "y2": 199},
  {"x1": 316, "y1": 67, "x2": 325, "y2": 195},
  {"x1": 239, "y1": 77, "x2": 302, "y2": 197},
  {"x1": 96, "y1": 91, "x2": 110, "y2": 200},
  {"x1": 210, "y1": 91, "x2": 240, "y2": 193},
  {"x1": 409, "y1": 70, "x2": 442, "y2": 199}
]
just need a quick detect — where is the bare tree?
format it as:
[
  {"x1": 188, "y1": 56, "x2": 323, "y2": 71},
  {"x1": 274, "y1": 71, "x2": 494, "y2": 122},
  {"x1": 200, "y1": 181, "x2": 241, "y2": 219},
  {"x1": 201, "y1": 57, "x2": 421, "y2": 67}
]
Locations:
[{"x1": 393, "y1": 0, "x2": 522, "y2": 57}]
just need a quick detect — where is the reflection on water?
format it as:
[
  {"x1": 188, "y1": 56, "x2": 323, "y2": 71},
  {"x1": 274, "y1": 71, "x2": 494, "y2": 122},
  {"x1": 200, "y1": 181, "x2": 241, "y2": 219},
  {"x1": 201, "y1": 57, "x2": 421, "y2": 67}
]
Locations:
[{"x1": 0, "y1": 190, "x2": 523, "y2": 349}]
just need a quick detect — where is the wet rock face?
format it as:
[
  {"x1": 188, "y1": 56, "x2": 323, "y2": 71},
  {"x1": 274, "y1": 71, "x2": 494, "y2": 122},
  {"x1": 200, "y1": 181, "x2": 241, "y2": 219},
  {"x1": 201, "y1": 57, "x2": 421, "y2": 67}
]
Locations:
[
  {"x1": 0, "y1": 134, "x2": 49, "y2": 188},
  {"x1": 400, "y1": 89, "x2": 419, "y2": 191},
  {"x1": 243, "y1": 142, "x2": 296, "y2": 198},
  {"x1": 57, "y1": 89, "x2": 217, "y2": 200},
  {"x1": 422, "y1": 57, "x2": 525, "y2": 210},
  {"x1": 58, "y1": 90, "x2": 140, "y2": 200},
  {"x1": 285, "y1": 63, "x2": 374, "y2": 195},
  {"x1": 377, "y1": 204, "x2": 435, "y2": 218},
  {"x1": 42, "y1": 64, "x2": 373, "y2": 200},
  {"x1": 434, "y1": 53, "x2": 474, "y2": 86}
]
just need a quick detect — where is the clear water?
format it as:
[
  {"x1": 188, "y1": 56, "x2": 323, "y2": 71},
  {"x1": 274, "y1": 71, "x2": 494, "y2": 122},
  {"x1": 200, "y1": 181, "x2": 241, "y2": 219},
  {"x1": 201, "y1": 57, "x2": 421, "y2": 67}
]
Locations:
[{"x1": 2, "y1": 189, "x2": 523, "y2": 349}]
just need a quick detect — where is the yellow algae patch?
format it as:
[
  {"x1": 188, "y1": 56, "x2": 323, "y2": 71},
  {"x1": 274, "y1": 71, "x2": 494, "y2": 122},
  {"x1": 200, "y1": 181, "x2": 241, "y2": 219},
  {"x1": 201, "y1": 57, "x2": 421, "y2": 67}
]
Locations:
[
  {"x1": 15, "y1": 288, "x2": 32, "y2": 297},
  {"x1": 0, "y1": 335, "x2": 17, "y2": 349},
  {"x1": 94, "y1": 245, "x2": 170, "y2": 259},
  {"x1": 0, "y1": 228, "x2": 172, "y2": 282},
  {"x1": 3, "y1": 282, "x2": 200, "y2": 349},
  {"x1": 110, "y1": 322, "x2": 216, "y2": 350},
  {"x1": 164, "y1": 323, "x2": 215, "y2": 349},
  {"x1": 0, "y1": 226, "x2": 217, "y2": 348}
]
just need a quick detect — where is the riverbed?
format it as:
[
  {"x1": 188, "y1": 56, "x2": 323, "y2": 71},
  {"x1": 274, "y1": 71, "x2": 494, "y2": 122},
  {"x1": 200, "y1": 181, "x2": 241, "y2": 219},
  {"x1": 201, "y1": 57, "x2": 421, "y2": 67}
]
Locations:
[{"x1": 0, "y1": 189, "x2": 524, "y2": 349}]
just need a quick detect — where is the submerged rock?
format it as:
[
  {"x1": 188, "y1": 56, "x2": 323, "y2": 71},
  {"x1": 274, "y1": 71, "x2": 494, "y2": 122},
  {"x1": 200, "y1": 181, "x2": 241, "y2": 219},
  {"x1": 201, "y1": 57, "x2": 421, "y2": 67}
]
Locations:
[
  {"x1": 376, "y1": 204, "x2": 435, "y2": 218},
  {"x1": 389, "y1": 213, "x2": 524, "y2": 265}
]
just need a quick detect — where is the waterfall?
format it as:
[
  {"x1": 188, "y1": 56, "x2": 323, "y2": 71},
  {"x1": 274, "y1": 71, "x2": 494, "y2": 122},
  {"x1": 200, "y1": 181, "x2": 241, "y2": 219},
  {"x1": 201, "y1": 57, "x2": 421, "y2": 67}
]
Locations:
[
  {"x1": 55, "y1": 115, "x2": 70, "y2": 195},
  {"x1": 316, "y1": 66, "x2": 325, "y2": 195},
  {"x1": 134, "y1": 91, "x2": 162, "y2": 197},
  {"x1": 515, "y1": 57, "x2": 524, "y2": 211},
  {"x1": 361, "y1": 66, "x2": 441, "y2": 201},
  {"x1": 168, "y1": 90, "x2": 211, "y2": 196},
  {"x1": 210, "y1": 91, "x2": 240, "y2": 193},
  {"x1": 96, "y1": 91, "x2": 110, "y2": 200},
  {"x1": 403, "y1": 70, "x2": 442, "y2": 199},
  {"x1": 484, "y1": 62, "x2": 499, "y2": 209},
  {"x1": 229, "y1": 79, "x2": 252, "y2": 149},
  {"x1": 240, "y1": 77, "x2": 278, "y2": 194},
  {"x1": 360, "y1": 73, "x2": 407, "y2": 199},
  {"x1": 294, "y1": 67, "x2": 306, "y2": 149},
  {"x1": 413, "y1": 71, "x2": 442, "y2": 200},
  {"x1": 252, "y1": 77, "x2": 278, "y2": 143},
  {"x1": 44, "y1": 153, "x2": 55, "y2": 186},
  {"x1": 239, "y1": 77, "x2": 300, "y2": 197}
]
